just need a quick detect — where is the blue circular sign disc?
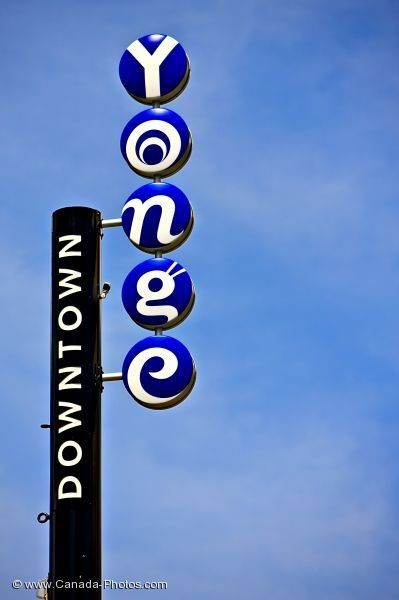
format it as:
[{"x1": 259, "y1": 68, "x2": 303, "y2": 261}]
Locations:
[
  {"x1": 122, "y1": 258, "x2": 195, "y2": 330},
  {"x1": 121, "y1": 182, "x2": 193, "y2": 253},
  {"x1": 122, "y1": 335, "x2": 196, "y2": 409},
  {"x1": 119, "y1": 34, "x2": 190, "y2": 105},
  {"x1": 120, "y1": 108, "x2": 192, "y2": 178}
]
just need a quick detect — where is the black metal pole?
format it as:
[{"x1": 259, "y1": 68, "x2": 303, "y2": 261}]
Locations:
[{"x1": 49, "y1": 207, "x2": 102, "y2": 598}]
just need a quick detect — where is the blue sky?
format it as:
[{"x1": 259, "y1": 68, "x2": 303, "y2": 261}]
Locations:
[{"x1": 1, "y1": 0, "x2": 399, "y2": 598}]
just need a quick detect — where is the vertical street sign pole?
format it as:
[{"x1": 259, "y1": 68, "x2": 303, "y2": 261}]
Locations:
[
  {"x1": 44, "y1": 33, "x2": 195, "y2": 599},
  {"x1": 49, "y1": 207, "x2": 102, "y2": 598}
]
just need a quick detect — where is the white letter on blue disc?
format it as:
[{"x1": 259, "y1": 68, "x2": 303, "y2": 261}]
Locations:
[
  {"x1": 121, "y1": 182, "x2": 193, "y2": 253},
  {"x1": 122, "y1": 336, "x2": 196, "y2": 409},
  {"x1": 119, "y1": 34, "x2": 190, "y2": 104},
  {"x1": 122, "y1": 258, "x2": 195, "y2": 330},
  {"x1": 120, "y1": 108, "x2": 192, "y2": 178}
]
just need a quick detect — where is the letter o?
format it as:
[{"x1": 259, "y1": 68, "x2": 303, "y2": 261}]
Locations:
[
  {"x1": 58, "y1": 306, "x2": 82, "y2": 331},
  {"x1": 58, "y1": 440, "x2": 82, "y2": 466}
]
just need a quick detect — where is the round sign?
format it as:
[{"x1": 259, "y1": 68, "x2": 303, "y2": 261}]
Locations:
[
  {"x1": 119, "y1": 34, "x2": 190, "y2": 105},
  {"x1": 122, "y1": 258, "x2": 195, "y2": 330},
  {"x1": 120, "y1": 108, "x2": 192, "y2": 178},
  {"x1": 122, "y1": 335, "x2": 196, "y2": 409},
  {"x1": 121, "y1": 182, "x2": 193, "y2": 253}
]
